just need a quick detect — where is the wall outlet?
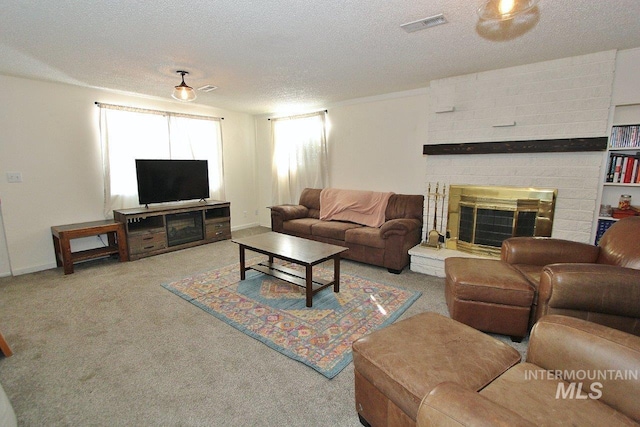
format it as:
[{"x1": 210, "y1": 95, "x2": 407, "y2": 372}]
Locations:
[
  {"x1": 243, "y1": 210, "x2": 248, "y2": 218},
  {"x1": 6, "y1": 172, "x2": 22, "y2": 183}
]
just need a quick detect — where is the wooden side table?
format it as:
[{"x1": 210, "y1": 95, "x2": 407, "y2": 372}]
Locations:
[{"x1": 51, "y1": 220, "x2": 129, "y2": 274}]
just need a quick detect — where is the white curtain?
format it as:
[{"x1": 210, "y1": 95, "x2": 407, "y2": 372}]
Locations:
[
  {"x1": 98, "y1": 104, "x2": 225, "y2": 217},
  {"x1": 271, "y1": 111, "x2": 328, "y2": 205}
]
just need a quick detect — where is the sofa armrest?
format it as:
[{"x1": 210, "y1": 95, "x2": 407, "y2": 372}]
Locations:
[
  {"x1": 269, "y1": 205, "x2": 310, "y2": 231},
  {"x1": 527, "y1": 315, "x2": 640, "y2": 422},
  {"x1": 538, "y1": 264, "x2": 640, "y2": 320},
  {"x1": 417, "y1": 382, "x2": 535, "y2": 427},
  {"x1": 269, "y1": 205, "x2": 309, "y2": 221},
  {"x1": 379, "y1": 218, "x2": 421, "y2": 238},
  {"x1": 501, "y1": 237, "x2": 599, "y2": 266}
]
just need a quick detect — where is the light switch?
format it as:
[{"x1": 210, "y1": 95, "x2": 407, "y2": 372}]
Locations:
[{"x1": 6, "y1": 172, "x2": 22, "y2": 183}]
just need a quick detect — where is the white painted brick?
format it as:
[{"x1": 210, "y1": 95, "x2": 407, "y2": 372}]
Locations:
[
  {"x1": 422, "y1": 51, "x2": 615, "y2": 249},
  {"x1": 561, "y1": 210, "x2": 596, "y2": 222}
]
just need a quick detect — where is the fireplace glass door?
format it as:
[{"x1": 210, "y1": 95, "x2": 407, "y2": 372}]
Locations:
[{"x1": 447, "y1": 185, "x2": 556, "y2": 256}]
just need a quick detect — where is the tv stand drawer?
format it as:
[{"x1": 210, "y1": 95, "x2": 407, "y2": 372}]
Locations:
[
  {"x1": 129, "y1": 232, "x2": 167, "y2": 255},
  {"x1": 206, "y1": 220, "x2": 231, "y2": 241}
]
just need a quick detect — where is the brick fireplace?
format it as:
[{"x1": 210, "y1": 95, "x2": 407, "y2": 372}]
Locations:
[
  {"x1": 410, "y1": 50, "x2": 616, "y2": 277},
  {"x1": 410, "y1": 149, "x2": 603, "y2": 277}
]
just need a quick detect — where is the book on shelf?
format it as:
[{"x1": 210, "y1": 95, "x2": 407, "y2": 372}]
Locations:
[
  {"x1": 595, "y1": 218, "x2": 616, "y2": 245},
  {"x1": 610, "y1": 124, "x2": 640, "y2": 148},
  {"x1": 606, "y1": 153, "x2": 640, "y2": 183}
]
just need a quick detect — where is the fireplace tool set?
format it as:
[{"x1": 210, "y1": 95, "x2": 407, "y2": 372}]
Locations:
[{"x1": 423, "y1": 182, "x2": 447, "y2": 248}]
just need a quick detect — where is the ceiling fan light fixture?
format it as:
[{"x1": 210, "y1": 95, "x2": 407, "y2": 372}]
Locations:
[
  {"x1": 172, "y1": 70, "x2": 197, "y2": 102},
  {"x1": 477, "y1": 0, "x2": 539, "y2": 21}
]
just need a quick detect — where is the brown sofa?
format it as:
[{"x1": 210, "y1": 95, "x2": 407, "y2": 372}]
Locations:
[
  {"x1": 445, "y1": 216, "x2": 640, "y2": 339},
  {"x1": 269, "y1": 188, "x2": 424, "y2": 273},
  {"x1": 417, "y1": 315, "x2": 640, "y2": 426}
]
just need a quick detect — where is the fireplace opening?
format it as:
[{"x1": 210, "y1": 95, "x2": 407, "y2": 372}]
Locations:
[
  {"x1": 447, "y1": 185, "x2": 556, "y2": 256},
  {"x1": 166, "y1": 211, "x2": 204, "y2": 247}
]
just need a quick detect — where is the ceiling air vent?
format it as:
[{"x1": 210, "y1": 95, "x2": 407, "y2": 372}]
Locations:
[
  {"x1": 197, "y1": 85, "x2": 218, "y2": 92},
  {"x1": 401, "y1": 14, "x2": 447, "y2": 33}
]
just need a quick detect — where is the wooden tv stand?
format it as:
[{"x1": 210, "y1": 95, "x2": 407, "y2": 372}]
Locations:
[{"x1": 114, "y1": 201, "x2": 231, "y2": 260}]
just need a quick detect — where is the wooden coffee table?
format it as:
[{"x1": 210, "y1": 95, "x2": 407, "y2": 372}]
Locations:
[{"x1": 232, "y1": 232, "x2": 348, "y2": 307}]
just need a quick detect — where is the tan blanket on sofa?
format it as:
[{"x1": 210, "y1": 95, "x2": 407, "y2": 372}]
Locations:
[{"x1": 319, "y1": 188, "x2": 394, "y2": 228}]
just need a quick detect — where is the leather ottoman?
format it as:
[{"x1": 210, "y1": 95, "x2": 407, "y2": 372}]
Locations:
[
  {"x1": 352, "y1": 312, "x2": 520, "y2": 427},
  {"x1": 445, "y1": 257, "x2": 535, "y2": 340}
]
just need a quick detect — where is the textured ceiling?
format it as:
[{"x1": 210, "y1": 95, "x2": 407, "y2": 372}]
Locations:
[{"x1": 2, "y1": 1, "x2": 640, "y2": 115}]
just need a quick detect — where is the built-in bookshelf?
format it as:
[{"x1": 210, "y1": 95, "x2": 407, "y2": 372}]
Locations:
[
  {"x1": 605, "y1": 125, "x2": 640, "y2": 184},
  {"x1": 596, "y1": 104, "x2": 640, "y2": 244}
]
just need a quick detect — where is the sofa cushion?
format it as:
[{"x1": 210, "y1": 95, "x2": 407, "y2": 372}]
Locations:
[
  {"x1": 385, "y1": 194, "x2": 424, "y2": 221},
  {"x1": 282, "y1": 218, "x2": 322, "y2": 235},
  {"x1": 299, "y1": 188, "x2": 322, "y2": 217},
  {"x1": 345, "y1": 227, "x2": 385, "y2": 249},
  {"x1": 480, "y1": 363, "x2": 638, "y2": 426},
  {"x1": 311, "y1": 221, "x2": 362, "y2": 240}
]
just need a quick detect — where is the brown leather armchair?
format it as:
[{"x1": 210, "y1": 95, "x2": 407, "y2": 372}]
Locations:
[
  {"x1": 501, "y1": 216, "x2": 640, "y2": 335},
  {"x1": 417, "y1": 315, "x2": 640, "y2": 426}
]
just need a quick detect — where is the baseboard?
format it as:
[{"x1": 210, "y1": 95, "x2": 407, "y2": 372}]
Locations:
[
  {"x1": 231, "y1": 222, "x2": 261, "y2": 232},
  {"x1": 10, "y1": 262, "x2": 58, "y2": 276}
]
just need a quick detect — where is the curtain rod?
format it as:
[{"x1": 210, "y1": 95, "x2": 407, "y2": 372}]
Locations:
[
  {"x1": 94, "y1": 102, "x2": 224, "y2": 121},
  {"x1": 268, "y1": 110, "x2": 328, "y2": 121}
]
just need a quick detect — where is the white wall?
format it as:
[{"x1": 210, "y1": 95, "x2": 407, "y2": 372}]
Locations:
[
  {"x1": 327, "y1": 91, "x2": 428, "y2": 195},
  {"x1": 0, "y1": 203, "x2": 10, "y2": 277},
  {"x1": 254, "y1": 89, "x2": 429, "y2": 227},
  {"x1": 612, "y1": 47, "x2": 640, "y2": 106},
  {"x1": 0, "y1": 74, "x2": 257, "y2": 275}
]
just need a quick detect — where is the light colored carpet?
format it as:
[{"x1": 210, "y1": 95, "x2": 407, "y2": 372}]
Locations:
[
  {"x1": 0, "y1": 227, "x2": 527, "y2": 426},
  {"x1": 162, "y1": 261, "x2": 421, "y2": 378}
]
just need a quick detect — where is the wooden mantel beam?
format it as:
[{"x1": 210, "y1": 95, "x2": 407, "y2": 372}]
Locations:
[{"x1": 423, "y1": 137, "x2": 608, "y2": 155}]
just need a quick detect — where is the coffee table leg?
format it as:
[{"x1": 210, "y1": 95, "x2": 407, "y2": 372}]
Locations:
[
  {"x1": 306, "y1": 265, "x2": 313, "y2": 307},
  {"x1": 334, "y1": 255, "x2": 340, "y2": 293},
  {"x1": 239, "y1": 245, "x2": 246, "y2": 280}
]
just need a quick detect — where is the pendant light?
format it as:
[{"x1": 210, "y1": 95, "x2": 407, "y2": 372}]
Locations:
[
  {"x1": 477, "y1": 0, "x2": 539, "y2": 21},
  {"x1": 172, "y1": 70, "x2": 197, "y2": 102}
]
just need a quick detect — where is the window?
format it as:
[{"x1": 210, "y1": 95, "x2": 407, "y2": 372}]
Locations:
[
  {"x1": 271, "y1": 111, "x2": 328, "y2": 205},
  {"x1": 98, "y1": 103, "x2": 225, "y2": 216}
]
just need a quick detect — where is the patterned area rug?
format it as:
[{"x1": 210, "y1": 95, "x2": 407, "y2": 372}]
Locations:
[{"x1": 162, "y1": 261, "x2": 421, "y2": 379}]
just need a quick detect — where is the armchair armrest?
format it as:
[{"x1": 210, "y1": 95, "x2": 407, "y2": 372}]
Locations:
[
  {"x1": 536, "y1": 263, "x2": 640, "y2": 321},
  {"x1": 379, "y1": 218, "x2": 421, "y2": 238},
  {"x1": 501, "y1": 237, "x2": 599, "y2": 266},
  {"x1": 417, "y1": 382, "x2": 535, "y2": 427},
  {"x1": 527, "y1": 315, "x2": 640, "y2": 421}
]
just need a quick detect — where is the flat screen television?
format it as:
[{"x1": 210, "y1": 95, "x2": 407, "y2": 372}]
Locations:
[{"x1": 135, "y1": 159, "x2": 209, "y2": 205}]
